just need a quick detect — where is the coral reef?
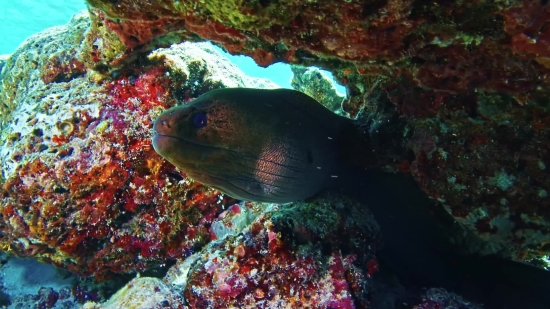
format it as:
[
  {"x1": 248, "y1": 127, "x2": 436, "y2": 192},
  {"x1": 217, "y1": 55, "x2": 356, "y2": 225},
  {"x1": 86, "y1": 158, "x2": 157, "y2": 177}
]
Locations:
[
  {"x1": 84, "y1": 193, "x2": 381, "y2": 308},
  {"x1": 182, "y1": 193, "x2": 379, "y2": 308},
  {"x1": 10, "y1": 287, "x2": 69, "y2": 309},
  {"x1": 413, "y1": 288, "x2": 482, "y2": 309},
  {"x1": 0, "y1": 12, "x2": 277, "y2": 280},
  {"x1": 80, "y1": 0, "x2": 550, "y2": 262},
  {"x1": 83, "y1": 193, "x2": 482, "y2": 308},
  {"x1": 3, "y1": 1, "x2": 550, "y2": 307},
  {"x1": 148, "y1": 42, "x2": 278, "y2": 98}
]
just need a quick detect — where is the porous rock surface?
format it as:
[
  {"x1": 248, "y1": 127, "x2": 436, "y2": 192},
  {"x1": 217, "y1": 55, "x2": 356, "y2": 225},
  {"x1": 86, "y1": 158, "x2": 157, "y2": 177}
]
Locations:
[{"x1": 291, "y1": 65, "x2": 346, "y2": 114}]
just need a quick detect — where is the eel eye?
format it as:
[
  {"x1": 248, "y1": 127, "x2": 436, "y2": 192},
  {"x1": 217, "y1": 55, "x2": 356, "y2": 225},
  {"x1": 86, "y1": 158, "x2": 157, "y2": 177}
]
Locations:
[{"x1": 193, "y1": 112, "x2": 207, "y2": 129}]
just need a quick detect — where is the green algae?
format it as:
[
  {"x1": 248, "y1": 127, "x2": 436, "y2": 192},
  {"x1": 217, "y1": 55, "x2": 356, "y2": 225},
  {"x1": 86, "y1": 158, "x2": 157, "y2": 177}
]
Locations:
[
  {"x1": 84, "y1": 10, "x2": 128, "y2": 68},
  {"x1": 197, "y1": 0, "x2": 297, "y2": 31}
]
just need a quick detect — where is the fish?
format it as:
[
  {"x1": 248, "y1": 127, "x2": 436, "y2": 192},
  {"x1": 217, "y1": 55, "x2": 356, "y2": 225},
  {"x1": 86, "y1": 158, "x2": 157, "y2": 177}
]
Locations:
[
  {"x1": 152, "y1": 88, "x2": 349, "y2": 204},
  {"x1": 340, "y1": 168, "x2": 550, "y2": 309},
  {"x1": 152, "y1": 88, "x2": 550, "y2": 309}
]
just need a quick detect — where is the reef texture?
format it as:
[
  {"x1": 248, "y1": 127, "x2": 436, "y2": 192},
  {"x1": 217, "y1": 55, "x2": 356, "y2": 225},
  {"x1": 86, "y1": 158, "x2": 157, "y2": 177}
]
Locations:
[
  {"x1": 1, "y1": 1, "x2": 549, "y2": 307},
  {"x1": 0, "y1": 55, "x2": 8, "y2": 73},
  {"x1": 80, "y1": 0, "x2": 550, "y2": 262},
  {"x1": 82, "y1": 277, "x2": 183, "y2": 309},
  {"x1": 291, "y1": 65, "x2": 346, "y2": 114},
  {"x1": 181, "y1": 194, "x2": 379, "y2": 309},
  {"x1": 84, "y1": 193, "x2": 479, "y2": 309},
  {"x1": 0, "y1": 12, "x2": 276, "y2": 280}
]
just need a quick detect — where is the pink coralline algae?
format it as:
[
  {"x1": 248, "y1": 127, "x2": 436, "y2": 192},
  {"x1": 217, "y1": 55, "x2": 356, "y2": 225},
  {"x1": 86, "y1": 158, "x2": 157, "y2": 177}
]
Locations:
[{"x1": 177, "y1": 194, "x2": 380, "y2": 309}]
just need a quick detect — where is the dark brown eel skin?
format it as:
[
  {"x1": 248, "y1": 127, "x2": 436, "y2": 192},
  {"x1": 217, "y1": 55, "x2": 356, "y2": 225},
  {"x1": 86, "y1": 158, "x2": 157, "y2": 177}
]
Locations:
[{"x1": 153, "y1": 88, "x2": 550, "y2": 309}]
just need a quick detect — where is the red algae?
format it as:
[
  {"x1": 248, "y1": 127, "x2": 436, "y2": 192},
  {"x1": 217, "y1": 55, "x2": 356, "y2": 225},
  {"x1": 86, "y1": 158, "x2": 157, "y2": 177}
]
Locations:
[
  {"x1": 183, "y1": 194, "x2": 379, "y2": 308},
  {"x1": 41, "y1": 54, "x2": 87, "y2": 83},
  {"x1": 0, "y1": 64, "x2": 231, "y2": 278}
]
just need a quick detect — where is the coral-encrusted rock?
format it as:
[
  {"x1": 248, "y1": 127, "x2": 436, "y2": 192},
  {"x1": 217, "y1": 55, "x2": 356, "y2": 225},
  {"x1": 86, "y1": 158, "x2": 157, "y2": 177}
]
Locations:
[
  {"x1": 291, "y1": 65, "x2": 345, "y2": 115},
  {"x1": 0, "y1": 12, "x2": 89, "y2": 130},
  {"x1": 82, "y1": 277, "x2": 182, "y2": 309},
  {"x1": 181, "y1": 194, "x2": 379, "y2": 308},
  {"x1": 148, "y1": 42, "x2": 278, "y2": 97},
  {"x1": 413, "y1": 288, "x2": 482, "y2": 309},
  {"x1": 0, "y1": 12, "x2": 276, "y2": 279},
  {"x1": 86, "y1": 193, "x2": 381, "y2": 308},
  {"x1": 9, "y1": 285, "x2": 86, "y2": 309},
  {"x1": 84, "y1": 0, "x2": 550, "y2": 262}
]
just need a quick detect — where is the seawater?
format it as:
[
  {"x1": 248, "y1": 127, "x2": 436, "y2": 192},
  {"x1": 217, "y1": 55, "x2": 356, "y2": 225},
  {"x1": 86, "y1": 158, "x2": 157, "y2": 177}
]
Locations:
[{"x1": 0, "y1": 0, "x2": 86, "y2": 55}]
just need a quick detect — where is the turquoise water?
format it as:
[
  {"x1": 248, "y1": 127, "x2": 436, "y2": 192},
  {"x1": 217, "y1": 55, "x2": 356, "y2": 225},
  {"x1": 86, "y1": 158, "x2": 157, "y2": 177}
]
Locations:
[
  {"x1": 0, "y1": 0, "x2": 345, "y2": 93},
  {"x1": 0, "y1": 0, "x2": 87, "y2": 54}
]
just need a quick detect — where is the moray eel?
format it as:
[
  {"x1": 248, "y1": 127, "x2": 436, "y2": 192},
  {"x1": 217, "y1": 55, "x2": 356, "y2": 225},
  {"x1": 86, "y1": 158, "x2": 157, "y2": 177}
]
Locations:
[
  {"x1": 153, "y1": 88, "x2": 550, "y2": 309},
  {"x1": 153, "y1": 88, "x2": 349, "y2": 203}
]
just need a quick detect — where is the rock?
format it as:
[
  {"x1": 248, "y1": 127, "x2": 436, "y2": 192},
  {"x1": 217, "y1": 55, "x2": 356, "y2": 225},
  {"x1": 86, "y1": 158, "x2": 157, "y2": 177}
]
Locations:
[
  {"x1": 0, "y1": 54, "x2": 9, "y2": 73},
  {"x1": 81, "y1": 277, "x2": 182, "y2": 309},
  {"x1": 0, "y1": 12, "x2": 275, "y2": 280},
  {"x1": 182, "y1": 193, "x2": 380, "y2": 308},
  {"x1": 291, "y1": 65, "x2": 345, "y2": 115},
  {"x1": 6, "y1": 285, "x2": 84, "y2": 309},
  {"x1": 86, "y1": 192, "x2": 381, "y2": 308},
  {"x1": 149, "y1": 42, "x2": 279, "y2": 95},
  {"x1": 413, "y1": 288, "x2": 483, "y2": 309},
  {"x1": 0, "y1": 11, "x2": 90, "y2": 131}
]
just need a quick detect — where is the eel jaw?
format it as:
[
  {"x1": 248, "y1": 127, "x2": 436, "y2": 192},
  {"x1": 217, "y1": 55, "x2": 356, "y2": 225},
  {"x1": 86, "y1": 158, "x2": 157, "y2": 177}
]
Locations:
[{"x1": 151, "y1": 132, "x2": 172, "y2": 157}]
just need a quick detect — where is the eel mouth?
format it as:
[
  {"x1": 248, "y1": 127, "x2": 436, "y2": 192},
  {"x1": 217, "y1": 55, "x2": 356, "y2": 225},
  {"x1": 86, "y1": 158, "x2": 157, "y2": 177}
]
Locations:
[
  {"x1": 152, "y1": 133, "x2": 196, "y2": 160},
  {"x1": 152, "y1": 133, "x2": 224, "y2": 182},
  {"x1": 151, "y1": 132, "x2": 234, "y2": 173},
  {"x1": 152, "y1": 132, "x2": 225, "y2": 153},
  {"x1": 151, "y1": 132, "x2": 176, "y2": 155}
]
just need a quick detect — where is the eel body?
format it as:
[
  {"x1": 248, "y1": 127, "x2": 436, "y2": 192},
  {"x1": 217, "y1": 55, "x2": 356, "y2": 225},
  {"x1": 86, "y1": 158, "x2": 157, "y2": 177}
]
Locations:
[{"x1": 152, "y1": 88, "x2": 550, "y2": 309}]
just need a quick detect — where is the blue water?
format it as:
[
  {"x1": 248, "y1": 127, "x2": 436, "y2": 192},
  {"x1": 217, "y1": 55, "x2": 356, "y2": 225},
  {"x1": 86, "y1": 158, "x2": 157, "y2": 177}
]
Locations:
[
  {"x1": 0, "y1": 0, "x2": 87, "y2": 54},
  {"x1": 0, "y1": 0, "x2": 345, "y2": 93}
]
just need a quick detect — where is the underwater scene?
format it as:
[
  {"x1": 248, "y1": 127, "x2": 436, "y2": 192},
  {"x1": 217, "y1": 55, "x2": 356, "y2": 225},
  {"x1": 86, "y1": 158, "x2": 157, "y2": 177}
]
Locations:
[{"x1": 1, "y1": 0, "x2": 550, "y2": 308}]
